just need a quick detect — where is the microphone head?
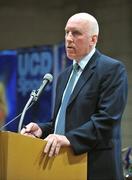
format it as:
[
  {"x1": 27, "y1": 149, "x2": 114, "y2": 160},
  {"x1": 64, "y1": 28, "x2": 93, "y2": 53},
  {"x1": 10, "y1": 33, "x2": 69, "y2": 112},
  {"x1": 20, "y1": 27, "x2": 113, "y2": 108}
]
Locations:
[{"x1": 43, "y1": 73, "x2": 53, "y2": 83}]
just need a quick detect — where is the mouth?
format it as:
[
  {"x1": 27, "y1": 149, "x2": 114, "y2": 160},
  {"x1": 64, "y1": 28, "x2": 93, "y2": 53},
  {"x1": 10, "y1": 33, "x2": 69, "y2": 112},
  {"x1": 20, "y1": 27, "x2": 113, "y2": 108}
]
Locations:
[{"x1": 67, "y1": 46, "x2": 74, "y2": 50}]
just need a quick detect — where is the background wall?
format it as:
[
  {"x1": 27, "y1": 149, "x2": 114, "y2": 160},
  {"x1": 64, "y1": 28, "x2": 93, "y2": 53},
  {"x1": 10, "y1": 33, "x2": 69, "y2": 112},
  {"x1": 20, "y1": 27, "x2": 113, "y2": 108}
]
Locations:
[{"x1": 0, "y1": 0, "x2": 131, "y2": 148}]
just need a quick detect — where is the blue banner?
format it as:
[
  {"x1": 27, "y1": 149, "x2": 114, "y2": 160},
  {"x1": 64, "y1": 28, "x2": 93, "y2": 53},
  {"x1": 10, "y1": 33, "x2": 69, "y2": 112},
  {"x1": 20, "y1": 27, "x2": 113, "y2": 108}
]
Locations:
[
  {"x1": 16, "y1": 46, "x2": 54, "y2": 131},
  {"x1": 0, "y1": 43, "x2": 71, "y2": 132}
]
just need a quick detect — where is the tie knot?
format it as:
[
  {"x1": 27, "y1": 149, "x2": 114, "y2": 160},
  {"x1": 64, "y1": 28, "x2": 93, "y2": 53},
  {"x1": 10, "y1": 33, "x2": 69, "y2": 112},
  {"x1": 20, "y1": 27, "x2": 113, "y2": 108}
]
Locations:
[{"x1": 73, "y1": 63, "x2": 80, "y2": 72}]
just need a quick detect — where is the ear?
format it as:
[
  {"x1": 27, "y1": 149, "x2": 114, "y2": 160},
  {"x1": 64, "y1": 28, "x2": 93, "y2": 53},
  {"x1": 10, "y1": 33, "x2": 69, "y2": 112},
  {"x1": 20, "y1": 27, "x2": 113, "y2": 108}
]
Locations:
[{"x1": 90, "y1": 35, "x2": 98, "y2": 46}]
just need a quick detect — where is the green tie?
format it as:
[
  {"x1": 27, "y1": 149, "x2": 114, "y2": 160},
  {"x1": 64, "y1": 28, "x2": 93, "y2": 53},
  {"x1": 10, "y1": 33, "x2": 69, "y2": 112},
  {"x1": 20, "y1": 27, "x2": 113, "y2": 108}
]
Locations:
[{"x1": 55, "y1": 63, "x2": 80, "y2": 134}]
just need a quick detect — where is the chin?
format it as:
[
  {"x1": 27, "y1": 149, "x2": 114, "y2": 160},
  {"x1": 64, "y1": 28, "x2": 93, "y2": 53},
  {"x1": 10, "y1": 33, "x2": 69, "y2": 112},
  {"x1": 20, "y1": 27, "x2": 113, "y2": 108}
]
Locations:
[{"x1": 67, "y1": 54, "x2": 76, "y2": 60}]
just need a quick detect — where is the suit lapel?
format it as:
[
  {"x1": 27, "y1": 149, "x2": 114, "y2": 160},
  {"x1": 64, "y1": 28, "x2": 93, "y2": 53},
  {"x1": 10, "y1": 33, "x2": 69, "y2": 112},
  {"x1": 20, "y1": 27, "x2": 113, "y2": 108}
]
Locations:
[
  {"x1": 68, "y1": 51, "x2": 99, "y2": 106},
  {"x1": 55, "y1": 50, "x2": 101, "y2": 112},
  {"x1": 55, "y1": 65, "x2": 72, "y2": 112}
]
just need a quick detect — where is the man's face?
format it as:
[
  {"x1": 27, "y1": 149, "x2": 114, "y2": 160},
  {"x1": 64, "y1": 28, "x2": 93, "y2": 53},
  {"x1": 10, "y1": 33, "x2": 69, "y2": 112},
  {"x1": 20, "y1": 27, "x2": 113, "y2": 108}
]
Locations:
[{"x1": 65, "y1": 18, "x2": 93, "y2": 61}]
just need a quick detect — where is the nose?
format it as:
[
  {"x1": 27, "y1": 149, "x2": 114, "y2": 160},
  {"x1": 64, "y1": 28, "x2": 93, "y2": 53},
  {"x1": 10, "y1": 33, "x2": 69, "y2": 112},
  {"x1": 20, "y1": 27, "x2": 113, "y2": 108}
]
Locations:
[{"x1": 65, "y1": 32, "x2": 73, "y2": 42}]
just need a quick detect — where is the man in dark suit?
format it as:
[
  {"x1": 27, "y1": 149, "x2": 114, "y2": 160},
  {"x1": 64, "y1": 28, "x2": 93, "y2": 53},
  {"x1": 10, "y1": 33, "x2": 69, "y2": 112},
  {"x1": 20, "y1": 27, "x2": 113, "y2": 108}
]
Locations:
[{"x1": 21, "y1": 13, "x2": 128, "y2": 180}]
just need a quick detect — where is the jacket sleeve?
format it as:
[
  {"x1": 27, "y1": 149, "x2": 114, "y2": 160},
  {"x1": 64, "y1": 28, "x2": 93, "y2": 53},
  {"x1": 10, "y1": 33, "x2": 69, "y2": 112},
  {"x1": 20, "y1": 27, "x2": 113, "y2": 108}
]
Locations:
[{"x1": 39, "y1": 121, "x2": 54, "y2": 138}]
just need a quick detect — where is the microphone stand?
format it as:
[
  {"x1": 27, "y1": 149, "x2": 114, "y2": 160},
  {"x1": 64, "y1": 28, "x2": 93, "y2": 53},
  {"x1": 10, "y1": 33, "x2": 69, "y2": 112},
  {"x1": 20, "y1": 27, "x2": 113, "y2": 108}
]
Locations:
[{"x1": 18, "y1": 90, "x2": 38, "y2": 132}]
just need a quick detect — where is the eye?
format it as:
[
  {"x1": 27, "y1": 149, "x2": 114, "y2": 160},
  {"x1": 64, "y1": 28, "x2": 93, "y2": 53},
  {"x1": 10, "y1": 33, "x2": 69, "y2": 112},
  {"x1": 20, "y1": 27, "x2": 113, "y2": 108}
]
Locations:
[
  {"x1": 65, "y1": 30, "x2": 69, "y2": 36},
  {"x1": 72, "y1": 31, "x2": 81, "y2": 36},
  {"x1": 65, "y1": 30, "x2": 82, "y2": 37}
]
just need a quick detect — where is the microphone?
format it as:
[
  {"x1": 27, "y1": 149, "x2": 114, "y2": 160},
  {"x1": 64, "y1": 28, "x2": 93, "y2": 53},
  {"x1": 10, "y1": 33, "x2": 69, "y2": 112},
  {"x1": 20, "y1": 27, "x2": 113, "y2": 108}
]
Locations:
[
  {"x1": 36, "y1": 73, "x2": 53, "y2": 99},
  {"x1": 18, "y1": 73, "x2": 53, "y2": 132}
]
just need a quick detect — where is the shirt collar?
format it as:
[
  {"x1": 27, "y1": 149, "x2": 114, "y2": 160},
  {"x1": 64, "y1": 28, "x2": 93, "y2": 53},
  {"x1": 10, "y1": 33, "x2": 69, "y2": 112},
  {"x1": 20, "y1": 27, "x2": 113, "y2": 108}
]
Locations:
[{"x1": 73, "y1": 48, "x2": 95, "y2": 71}]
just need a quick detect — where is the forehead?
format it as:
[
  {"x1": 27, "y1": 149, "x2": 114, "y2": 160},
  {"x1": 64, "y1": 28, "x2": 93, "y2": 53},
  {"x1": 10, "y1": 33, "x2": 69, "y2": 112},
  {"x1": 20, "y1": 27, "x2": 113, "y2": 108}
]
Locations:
[{"x1": 65, "y1": 17, "x2": 88, "y2": 31}]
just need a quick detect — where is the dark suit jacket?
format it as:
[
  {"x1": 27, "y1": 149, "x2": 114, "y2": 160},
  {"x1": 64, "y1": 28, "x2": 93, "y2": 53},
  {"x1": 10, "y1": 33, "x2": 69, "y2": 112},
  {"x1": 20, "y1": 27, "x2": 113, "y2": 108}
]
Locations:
[{"x1": 40, "y1": 50, "x2": 128, "y2": 180}]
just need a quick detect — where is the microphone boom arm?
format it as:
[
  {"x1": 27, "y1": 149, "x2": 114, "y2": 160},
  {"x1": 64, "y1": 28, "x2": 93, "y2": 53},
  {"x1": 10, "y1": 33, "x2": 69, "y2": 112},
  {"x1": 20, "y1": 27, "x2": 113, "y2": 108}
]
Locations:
[{"x1": 18, "y1": 90, "x2": 37, "y2": 132}]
